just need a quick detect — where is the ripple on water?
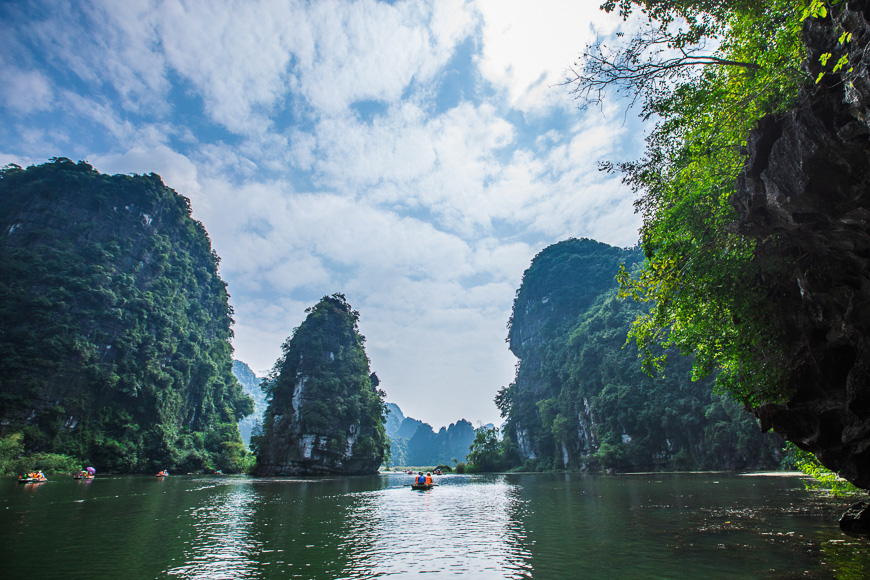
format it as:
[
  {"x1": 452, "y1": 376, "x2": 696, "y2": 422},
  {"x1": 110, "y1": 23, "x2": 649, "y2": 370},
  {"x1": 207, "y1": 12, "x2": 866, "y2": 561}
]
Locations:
[
  {"x1": 166, "y1": 485, "x2": 263, "y2": 579},
  {"x1": 333, "y1": 476, "x2": 533, "y2": 579}
]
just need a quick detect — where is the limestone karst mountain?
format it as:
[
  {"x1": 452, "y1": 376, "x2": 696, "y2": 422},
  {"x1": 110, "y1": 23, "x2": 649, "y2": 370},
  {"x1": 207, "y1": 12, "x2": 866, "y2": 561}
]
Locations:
[
  {"x1": 253, "y1": 294, "x2": 388, "y2": 475},
  {"x1": 500, "y1": 238, "x2": 782, "y2": 471},
  {"x1": 0, "y1": 159, "x2": 252, "y2": 472}
]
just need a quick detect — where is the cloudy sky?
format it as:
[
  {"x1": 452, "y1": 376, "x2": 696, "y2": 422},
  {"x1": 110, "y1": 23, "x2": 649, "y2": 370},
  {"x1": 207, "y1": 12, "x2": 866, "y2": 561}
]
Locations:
[{"x1": 1, "y1": 0, "x2": 645, "y2": 429}]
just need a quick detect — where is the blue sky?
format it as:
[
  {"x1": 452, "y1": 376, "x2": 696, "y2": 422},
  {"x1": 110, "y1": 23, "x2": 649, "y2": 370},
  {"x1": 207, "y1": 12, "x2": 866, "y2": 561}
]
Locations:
[{"x1": 1, "y1": 0, "x2": 645, "y2": 428}]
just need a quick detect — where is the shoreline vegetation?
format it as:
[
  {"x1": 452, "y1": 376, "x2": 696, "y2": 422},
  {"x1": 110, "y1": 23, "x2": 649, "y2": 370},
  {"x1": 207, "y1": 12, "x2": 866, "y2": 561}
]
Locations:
[{"x1": 6, "y1": 430, "x2": 858, "y2": 503}]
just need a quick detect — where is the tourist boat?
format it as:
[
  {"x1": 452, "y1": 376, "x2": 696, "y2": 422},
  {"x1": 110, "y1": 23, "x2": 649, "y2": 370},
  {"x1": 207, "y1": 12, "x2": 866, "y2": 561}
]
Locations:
[
  {"x1": 18, "y1": 475, "x2": 47, "y2": 483},
  {"x1": 73, "y1": 473, "x2": 94, "y2": 480},
  {"x1": 410, "y1": 483, "x2": 434, "y2": 490},
  {"x1": 156, "y1": 470, "x2": 169, "y2": 477}
]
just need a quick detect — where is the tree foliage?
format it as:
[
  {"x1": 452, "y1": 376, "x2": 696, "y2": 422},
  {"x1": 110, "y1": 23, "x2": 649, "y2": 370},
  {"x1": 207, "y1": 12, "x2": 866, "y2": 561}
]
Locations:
[
  {"x1": 783, "y1": 442, "x2": 862, "y2": 497},
  {"x1": 466, "y1": 426, "x2": 509, "y2": 472},
  {"x1": 567, "y1": 1, "x2": 819, "y2": 404},
  {"x1": 0, "y1": 159, "x2": 253, "y2": 473}
]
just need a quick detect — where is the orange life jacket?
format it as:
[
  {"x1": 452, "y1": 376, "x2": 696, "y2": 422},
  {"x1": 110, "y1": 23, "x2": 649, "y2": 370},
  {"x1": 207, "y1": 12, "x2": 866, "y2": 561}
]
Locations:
[{"x1": 425, "y1": 475, "x2": 433, "y2": 484}]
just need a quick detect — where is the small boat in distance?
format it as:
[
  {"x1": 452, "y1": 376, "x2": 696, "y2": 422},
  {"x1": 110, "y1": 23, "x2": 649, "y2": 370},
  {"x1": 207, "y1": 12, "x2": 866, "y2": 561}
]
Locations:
[
  {"x1": 18, "y1": 471, "x2": 47, "y2": 483},
  {"x1": 74, "y1": 467, "x2": 96, "y2": 480},
  {"x1": 156, "y1": 470, "x2": 169, "y2": 477}
]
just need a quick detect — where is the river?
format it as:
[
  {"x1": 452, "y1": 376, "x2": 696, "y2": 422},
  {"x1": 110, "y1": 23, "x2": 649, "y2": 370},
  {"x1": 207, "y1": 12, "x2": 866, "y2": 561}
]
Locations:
[{"x1": 2, "y1": 471, "x2": 869, "y2": 579}]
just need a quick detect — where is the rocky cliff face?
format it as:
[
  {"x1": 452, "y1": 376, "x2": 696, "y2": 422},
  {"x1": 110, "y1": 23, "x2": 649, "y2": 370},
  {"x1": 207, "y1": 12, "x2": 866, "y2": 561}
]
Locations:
[
  {"x1": 254, "y1": 294, "x2": 387, "y2": 476},
  {"x1": 732, "y1": 1, "x2": 870, "y2": 489}
]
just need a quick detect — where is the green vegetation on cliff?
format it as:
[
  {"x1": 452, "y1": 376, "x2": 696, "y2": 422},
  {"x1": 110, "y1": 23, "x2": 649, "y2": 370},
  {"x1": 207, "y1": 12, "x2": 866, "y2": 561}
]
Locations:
[
  {"x1": 499, "y1": 239, "x2": 781, "y2": 472},
  {"x1": 569, "y1": 1, "x2": 819, "y2": 405},
  {"x1": 254, "y1": 294, "x2": 388, "y2": 474},
  {"x1": 0, "y1": 159, "x2": 253, "y2": 473}
]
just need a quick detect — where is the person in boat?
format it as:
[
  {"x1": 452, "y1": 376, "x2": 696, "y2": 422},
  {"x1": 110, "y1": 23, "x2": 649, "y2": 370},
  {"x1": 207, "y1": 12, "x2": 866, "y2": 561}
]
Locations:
[
  {"x1": 425, "y1": 472, "x2": 433, "y2": 485},
  {"x1": 416, "y1": 471, "x2": 426, "y2": 485}
]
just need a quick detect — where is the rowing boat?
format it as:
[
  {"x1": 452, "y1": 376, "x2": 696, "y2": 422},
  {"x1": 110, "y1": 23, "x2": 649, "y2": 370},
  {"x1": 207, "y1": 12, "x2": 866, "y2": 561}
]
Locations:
[{"x1": 410, "y1": 483, "x2": 434, "y2": 490}]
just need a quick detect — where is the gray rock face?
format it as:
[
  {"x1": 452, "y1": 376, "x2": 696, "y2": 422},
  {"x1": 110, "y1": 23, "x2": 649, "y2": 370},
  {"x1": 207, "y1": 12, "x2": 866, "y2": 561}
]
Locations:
[
  {"x1": 233, "y1": 360, "x2": 267, "y2": 447},
  {"x1": 733, "y1": 1, "x2": 870, "y2": 488}
]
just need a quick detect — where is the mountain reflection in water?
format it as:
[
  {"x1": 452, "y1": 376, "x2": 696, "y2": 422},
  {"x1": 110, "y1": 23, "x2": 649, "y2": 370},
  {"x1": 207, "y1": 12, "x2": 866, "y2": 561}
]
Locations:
[{"x1": 2, "y1": 472, "x2": 869, "y2": 579}]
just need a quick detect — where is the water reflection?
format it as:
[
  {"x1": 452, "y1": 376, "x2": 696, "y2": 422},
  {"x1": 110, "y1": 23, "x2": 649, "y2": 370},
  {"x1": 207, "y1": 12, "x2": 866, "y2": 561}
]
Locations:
[
  {"x1": 335, "y1": 474, "x2": 532, "y2": 578},
  {"x1": 166, "y1": 479, "x2": 262, "y2": 579},
  {"x1": 3, "y1": 472, "x2": 870, "y2": 579}
]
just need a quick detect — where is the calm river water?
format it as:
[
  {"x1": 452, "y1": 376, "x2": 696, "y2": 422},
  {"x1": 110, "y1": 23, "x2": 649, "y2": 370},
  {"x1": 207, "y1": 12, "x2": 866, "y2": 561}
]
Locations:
[{"x1": 2, "y1": 471, "x2": 870, "y2": 579}]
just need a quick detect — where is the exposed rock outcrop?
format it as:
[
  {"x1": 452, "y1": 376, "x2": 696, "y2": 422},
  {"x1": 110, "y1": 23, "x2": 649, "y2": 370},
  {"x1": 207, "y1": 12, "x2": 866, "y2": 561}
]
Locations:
[
  {"x1": 254, "y1": 294, "x2": 387, "y2": 476},
  {"x1": 233, "y1": 360, "x2": 268, "y2": 447},
  {"x1": 732, "y1": 0, "x2": 870, "y2": 488}
]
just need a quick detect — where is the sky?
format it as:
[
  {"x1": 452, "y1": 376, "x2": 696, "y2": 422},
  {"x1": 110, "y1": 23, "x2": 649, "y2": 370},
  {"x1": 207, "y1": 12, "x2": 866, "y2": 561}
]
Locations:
[{"x1": 0, "y1": 0, "x2": 646, "y2": 429}]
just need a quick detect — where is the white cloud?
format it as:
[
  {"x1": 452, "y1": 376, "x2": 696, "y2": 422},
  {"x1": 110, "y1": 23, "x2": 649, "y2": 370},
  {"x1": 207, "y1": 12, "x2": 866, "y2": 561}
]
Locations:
[
  {"x1": 155, "y1": 0, "x2": 300, "y2": 135},
  {"x1": 474, "y1": 0, "x2": 621, "y2": 113},
  {"x1": 114, "y1": 0, "x2": 476, "y2": 134},
  {"x1": 0, "y1": 0, "x2": 649, "y2": 428},
  {"x1": 14, "y1": 0, "x2": 169, "y2": 116},
  {"x1": 90, "y1": 145, "x2": 202, "y2": 201},
  {"x1": 310, "y1": 100, "x2": 517, "y2": 235},
  {"x1": 0, "y1": 62, "x2": 53, "y2": 114},
  {"x1": 298, "y1": 0, "x2": 475, "y2": 115}
]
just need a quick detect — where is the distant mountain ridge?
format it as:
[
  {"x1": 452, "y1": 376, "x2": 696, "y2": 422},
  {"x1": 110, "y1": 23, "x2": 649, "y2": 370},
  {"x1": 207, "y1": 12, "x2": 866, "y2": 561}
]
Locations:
[
  {"x1": 385, "y1": 402, "x2": 488, "y2": 466},
  {"x1": 232, "y1": 360, "x2": 268, "y2": 447}
]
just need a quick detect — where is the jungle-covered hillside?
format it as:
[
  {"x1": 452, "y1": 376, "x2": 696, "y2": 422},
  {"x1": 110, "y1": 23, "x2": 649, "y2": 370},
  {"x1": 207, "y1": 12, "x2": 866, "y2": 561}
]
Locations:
[
  {"x1": 498, "y1": 238, "x2": 782, "y2": 472},
  {"x1": 0, "y1": 159, "x2": 252, "y2": 473}
]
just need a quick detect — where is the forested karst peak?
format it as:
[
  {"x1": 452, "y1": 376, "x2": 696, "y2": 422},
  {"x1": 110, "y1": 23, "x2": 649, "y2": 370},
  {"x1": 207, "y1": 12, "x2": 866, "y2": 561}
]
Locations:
[
  {"x1": 499, "y1": 237, "x2": 781, "y2": 472},
  {"x1": 254, "y1": 293, "x2": 388, "y2": 475},
  {"x1": 508, "y1": 238, "x2": 641, "y2": 355},
  {"x1": 0, "y1": 158, "x2": 252, "y2": 473}
]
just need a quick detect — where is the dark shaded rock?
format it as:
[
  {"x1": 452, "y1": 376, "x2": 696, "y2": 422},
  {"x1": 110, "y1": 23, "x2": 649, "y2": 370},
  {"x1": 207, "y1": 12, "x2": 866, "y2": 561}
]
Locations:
[
  {"x1": 733, "y1": 1, "x2": 870, "y2": 488},
  {"x1": 839, "y1": 501, "x2": 870, "y2": 534}
]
